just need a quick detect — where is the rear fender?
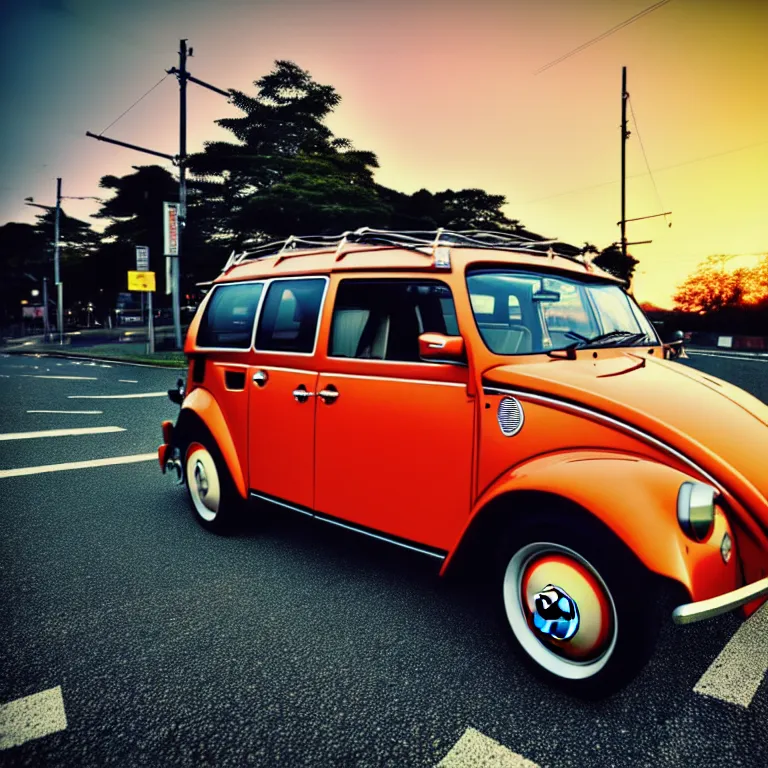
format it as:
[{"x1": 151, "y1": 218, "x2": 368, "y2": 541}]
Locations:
[
  {"x1": 444, "y1": 450, "x2": 738, "y2": 602},
  {"x1": 179, "y1": 387, "x2": 247, "y2": 499}
]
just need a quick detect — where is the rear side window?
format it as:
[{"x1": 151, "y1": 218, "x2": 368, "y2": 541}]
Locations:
[
  {"x1": 197, "y1": 282, "x2": 263, "y2": 349},
  {"x1": 255, "y1": 278, "x2": 327, "y2": 353},
  {"x1": 329, "y1": 279, "x2": 458, "y2": 361}
]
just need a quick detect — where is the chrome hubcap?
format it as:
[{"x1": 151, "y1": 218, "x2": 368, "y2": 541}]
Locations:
[
  {"x1": 503, "y1": 542, "x2": 618, "y2": 680},
  {"x1": 186, "y1": 445, "x2": 221, "y2": 523},
  {"x1": 531, "y1": 584, "x2": 580, "y2": 640},
  {"x1": 194, "y1": 460, "x2": 209, "y2": 498}
]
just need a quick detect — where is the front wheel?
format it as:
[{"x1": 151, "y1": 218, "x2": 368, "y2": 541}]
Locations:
[
  {"x1": 185, "y1": 439, "x2": 241, "y2": 534},
  {"x1": 499, "y1": 521, "x2": 659, "y2": 698}
]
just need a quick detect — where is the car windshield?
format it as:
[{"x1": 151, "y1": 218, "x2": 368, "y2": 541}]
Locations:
[{"x1": 466, "y1": 270, "x2": 658, "y2": 355}]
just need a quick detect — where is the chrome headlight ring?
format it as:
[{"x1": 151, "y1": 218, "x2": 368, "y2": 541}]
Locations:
[{"x1": 677, "y1": 481, "x2": 717, "y2": 542}]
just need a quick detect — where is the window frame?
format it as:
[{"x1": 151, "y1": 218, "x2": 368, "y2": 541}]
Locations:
[
  {"x1": 466, "y1": 268, "x2": 657, "y2": 356},
  {"x1": 194, "y1": 275, "x2": 330, "y2": 355},
  {"x1": 326, "y1": 277, "x2": 460, "y2": 365},
  {"x1": 194, "y1": 280, "x2": 267, "y2": 352},
  {"x1": 253, "y1": 275, "x2": 330, "y2": 357}
]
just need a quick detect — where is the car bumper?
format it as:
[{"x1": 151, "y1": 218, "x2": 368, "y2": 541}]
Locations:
[{"x1": 672, "y1": 576, "x2": 768, "y2": 625}]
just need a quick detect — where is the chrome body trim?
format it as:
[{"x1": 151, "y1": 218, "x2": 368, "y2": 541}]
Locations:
[
  {"x1": 248, "y1": 492, "x2": 446, "y2": 560},
  {"x1": 255, "y1": 365, "x2": 316, "y2": 376},
  {"x1": 482, "y1": 386, "x2": 722, "y2": 490},
  {"x1": 325, "y1": 372, "x2": 465, "y2": 387},
  {"x1": 250, "y1": 492, "x2": 313, "y2": 517},
  {"x1": 672, "y1": 577, "x2": 768, "y2": 624}
]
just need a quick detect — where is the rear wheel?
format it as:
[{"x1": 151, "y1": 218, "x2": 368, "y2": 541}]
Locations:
[
  {"x1": 185, "y1": 438, "x2": 241, "y2": 534},
  {"x1": 499, "y1": 518, "x2": 659, "y2": 698}
]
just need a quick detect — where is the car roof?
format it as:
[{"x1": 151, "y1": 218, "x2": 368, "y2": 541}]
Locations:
[{"x1": 207, "y1": 229, "x2": 624, "y2": 287}]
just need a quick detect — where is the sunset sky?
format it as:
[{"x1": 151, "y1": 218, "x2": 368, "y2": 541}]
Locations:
[{"x1": 1, "y1": 0, "x2": 766, "y2": 307}]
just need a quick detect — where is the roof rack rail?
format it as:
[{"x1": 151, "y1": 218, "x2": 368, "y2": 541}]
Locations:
[{"x1": 220, "y1": 228, "x2": 594, "y2": 274}]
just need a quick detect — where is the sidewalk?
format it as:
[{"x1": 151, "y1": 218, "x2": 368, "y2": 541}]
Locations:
[{"x1": 1, "y1": 327, "x2": 187, "y2": 368}]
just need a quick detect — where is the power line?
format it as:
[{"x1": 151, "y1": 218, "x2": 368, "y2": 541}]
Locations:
[
  {"x1": 628, "y1": 95, "x2": 669, "y2": 226},
  {"x1": 534, "y1": 0, "x2": 674, "y2": 75},
  {"x1": 98, "y1": 74, "x2": 170, "y2": 136},
  {"x1": 521, "y1": 139, "x2": 768, "y2": 205}
]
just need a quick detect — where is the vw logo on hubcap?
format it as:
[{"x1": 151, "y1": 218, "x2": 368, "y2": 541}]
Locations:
[{"x1": 531, "y1": 584, "x2": 580, "y2": 641}]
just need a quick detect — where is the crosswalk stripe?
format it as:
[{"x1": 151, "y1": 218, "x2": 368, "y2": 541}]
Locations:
[
  {"x1": 693, "y1": 601, "x2": 768, "y2": 708},
  {"x1": 437, "y1": 728, "x2": 541, "y2": 768},
  {"x1": 0, "y1": 453, "x2": 158, "y2": 479},
  {"x1": 0, "y1": 686, "x2": 67, "y2": 750},
  {"x1": 0, "y1": 426, "x2": 124, "y2": 441}
]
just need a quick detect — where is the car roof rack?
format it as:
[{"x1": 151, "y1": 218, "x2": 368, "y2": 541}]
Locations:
[{"x1": 219, "y1": 227, "x2": 596, "y2": 274}]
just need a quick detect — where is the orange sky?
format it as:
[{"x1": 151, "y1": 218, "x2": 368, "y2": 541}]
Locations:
[{"x1": 1, "y1": 0, "x2": 766, "y2": 307}]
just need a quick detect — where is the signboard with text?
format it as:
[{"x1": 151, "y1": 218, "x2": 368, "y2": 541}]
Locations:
[
  {"x1": 135, "y1": 245, "x2": 149, "y2": 272},
  {"x1": 128, "y1": 270, "x2": 156, "y2": 292},
  {"x1": 163, "y1": 202, "x2": 180, "y2": 256}
]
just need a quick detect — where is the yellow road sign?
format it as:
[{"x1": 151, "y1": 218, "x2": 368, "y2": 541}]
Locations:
[{"x1": 128, "y1": 270, "x2": 156, "y2": 292}]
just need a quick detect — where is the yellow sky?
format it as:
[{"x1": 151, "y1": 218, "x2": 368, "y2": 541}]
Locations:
[{"x1": 2, "y1": 0, "x2": 766, "y2": 307}]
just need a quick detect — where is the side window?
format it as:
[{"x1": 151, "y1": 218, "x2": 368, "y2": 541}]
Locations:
[
  {"x1": 255, "y1": 278, "x2": 326, "y2": 353},
  {"x1": 329, "y1": 279, "x2": 458, "y2": 362},
  {"x1": 197, "y1": 282, "x2": 263, "y2": 349}
]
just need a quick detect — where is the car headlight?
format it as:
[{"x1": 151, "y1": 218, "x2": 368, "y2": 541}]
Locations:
[{"x1": 677, "y1": 481, "x2": 717, "y2": 542}]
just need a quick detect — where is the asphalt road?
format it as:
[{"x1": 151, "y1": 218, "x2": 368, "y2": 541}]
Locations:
[{"x1": 1, "y1": 351, "x2": 767, "y2": 767}]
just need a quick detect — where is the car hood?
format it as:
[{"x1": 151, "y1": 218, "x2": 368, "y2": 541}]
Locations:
[{"x1": 483, "y1": 352, "x2": 768, "y2": 525}]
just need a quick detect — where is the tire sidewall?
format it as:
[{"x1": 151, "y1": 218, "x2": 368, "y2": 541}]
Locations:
[
  {"x1": 497, "y1": 516, "x2": 657, "y2": 699},
  {"x1": 184, "y1": 433, "x2": 239, "y2": 534}
]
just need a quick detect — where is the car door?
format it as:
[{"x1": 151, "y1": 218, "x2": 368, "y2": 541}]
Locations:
[
  {"x1": 314, "y1": 278, "x2": 475, "y2": 551},
  {"x1": 248, "y1": 277, "x2": 328, "y2": 510}
]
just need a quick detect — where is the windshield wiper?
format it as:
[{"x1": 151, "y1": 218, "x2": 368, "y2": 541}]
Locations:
[
  {"x1": 548, "y1": 330, "x2": 649, "y2": 359},
  {"x1": 565, "y1": 330, "x2": 649, "y2": 347}
]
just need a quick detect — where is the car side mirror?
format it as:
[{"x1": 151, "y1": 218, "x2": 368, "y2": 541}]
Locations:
[{"x1": 418, "y1": 332, "x2": 466, "y2": 363}]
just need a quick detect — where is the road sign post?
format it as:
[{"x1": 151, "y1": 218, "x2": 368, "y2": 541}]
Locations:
[{"x1": 128, "y1": 270, "x2": 157, "y2": 353}]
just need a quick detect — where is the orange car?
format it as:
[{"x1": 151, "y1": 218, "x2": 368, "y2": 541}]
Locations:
[{"x1": 157, "y1": 229, "x2": 768, "y2": 698}]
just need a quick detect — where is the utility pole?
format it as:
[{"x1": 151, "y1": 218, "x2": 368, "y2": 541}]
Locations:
[
  {"x1": 173, "y1": 38, "x2": 189, "y2": 351},
  {"x1": 86, "y1": 41, "x2": 228, "y2": 350},
  {"x1": 42, "y1": 277, "x2": 51, "y2": 341},
  {"x1": 54, "y1": 177, "x2": 63, "y2": 344},
  {"x1": 620, "y1": 66, "x2": 628, "y2": 262}
]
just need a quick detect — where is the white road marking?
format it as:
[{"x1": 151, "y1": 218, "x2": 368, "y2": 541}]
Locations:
[
  {"x1": 0, "y1": 426, "x2": 124, "y2": 441},
  {"x1": 693, "y1": 601, "x2": 768, "y2": 708},
  {"x1": 437, "y1": 728, "x2": 541, "y2": 768},
  {"x1": 0, "y1": 375, "x2": 10, "y2": 378},
  {"x1": 687, "y1": 351, "x2": 768, "y2": 363},
  {"x1": 68, "y1": 392, "x2": 167, "y2": 399},
  {"x1": 21, "y1": 375, "x2": 98, "y2": 380},
  {"x1": 119, "y1": 379, "x2": 139, "y2": 384},
  {"x1": 26, "y1": 410, "x2": 104, "y2": 415},
  {"x1": 0, "y1": 452, "x2": 158, "y2": 479},
  {"x1": 0, "y1": 686, "x2": 67, "y2": 750}
]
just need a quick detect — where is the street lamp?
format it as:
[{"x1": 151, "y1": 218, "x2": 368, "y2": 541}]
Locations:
[{"x1": 25, "y1": 184, "x2": 102, "y2": 344}]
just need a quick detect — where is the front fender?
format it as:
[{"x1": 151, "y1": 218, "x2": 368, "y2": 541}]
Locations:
[
  {"x1": 180, "y1": 387, "x2": 247, "y2": 499},
  {"x1": 444, "y1": 450, "x2": 739, "y2": 602}
]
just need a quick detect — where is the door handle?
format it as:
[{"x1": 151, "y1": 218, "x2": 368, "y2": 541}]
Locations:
[
  {"x1": 318, "y1": 385, "x2": 339, "y2": 404},
  {"x1": 252, "y1": 370, "x2": 269, "y2": 387},
  {"x1": 292, "y1": 385, "x2": 315, "y2": 403}
]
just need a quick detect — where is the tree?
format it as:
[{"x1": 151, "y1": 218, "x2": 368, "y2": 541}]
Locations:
[
  {"x1": 187, "y1": 60, "x2": 390, "y2": 246},
  {"x1": 0, "y1": 222, "x2": 47, "y2": 328},
  {"x1": 593, "y1": 244, "x2": 639, "y2": 284},
  {"x1": 673, "y1": 255, "x2": 749, "y2": 314}
]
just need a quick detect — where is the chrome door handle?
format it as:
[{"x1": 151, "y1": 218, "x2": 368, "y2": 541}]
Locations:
[
  {"x1": 252, "y1": 370, "x2": 268, "y2": 387},
  {"x1": 318, "y1": 387, "x2": 339, "y2": 404},
  {"x1": 292, "y1": 386, "x2": 315, "y2": 403}
]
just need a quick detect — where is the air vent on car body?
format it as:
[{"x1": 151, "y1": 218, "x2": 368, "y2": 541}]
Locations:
[{"x1": 498, "y1": 396, "x2": 524, "y2": 437}]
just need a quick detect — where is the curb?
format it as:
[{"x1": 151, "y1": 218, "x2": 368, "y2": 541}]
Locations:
[{"x1": 1, "y1": 349, "x2": 187, "y2": 370}]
